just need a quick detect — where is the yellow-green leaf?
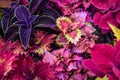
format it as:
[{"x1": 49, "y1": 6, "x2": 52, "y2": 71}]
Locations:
[
  {"x1": 96, "y1": 75, "x2": 108, "y2": 80},
  {"x1": 108, "y1": 23, "x2": 120, "y2": 40}
]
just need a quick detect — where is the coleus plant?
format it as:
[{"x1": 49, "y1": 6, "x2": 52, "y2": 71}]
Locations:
[
  {"x1": 14, "y1": 5, "x2": 38, "y2": 49},
  {"x1": 1, "y1": 0, "x2": 59, "y2": 49}
]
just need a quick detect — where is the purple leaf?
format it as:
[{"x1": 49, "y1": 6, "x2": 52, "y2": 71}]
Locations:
[
  {"x1": 4, "y1": 25, "x2": 19, "y2": 41},
  {"x1": 3, "y1": 2, "x2": 17, "y2": 16},
  {"x1": 14, "y1": 21, "x2": 27, "y2": 26},
  {"x1": 1, "y1": 15, "x2": 10, "y2": 32},
  {"x1": 19, "y1": 26, "x2": 32, "y2": 49},
  {"x1": 28, "y1": 15, "x2": 38, "y2": 24},
  {"x1": 30, "y1": 0, "x2": 41, "y2": 14},
  {"x1": 15, "y1": 5, "x2": 30, "y2": 21}
]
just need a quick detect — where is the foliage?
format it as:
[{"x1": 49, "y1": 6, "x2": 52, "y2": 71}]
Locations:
[{"x1": 0, "y1": 0, "x2": 120, "y2": 80}]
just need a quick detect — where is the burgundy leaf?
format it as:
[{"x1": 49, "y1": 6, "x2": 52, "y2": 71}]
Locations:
[
  {"x1": 4, "y1": 25, "x2": 19, "y2": 41},
  {"x1": 30, "y1": 0, "x2": 41, "y2": 14},
  {"x1": 43, "y1": 8, "x2": 60, "y2": 20},
  {"x1": 1, "y1": 15, "x2": 10, "y2": 32},
  {"x1": 36, "y1": 16, "x2": 56, "y2": 28}
]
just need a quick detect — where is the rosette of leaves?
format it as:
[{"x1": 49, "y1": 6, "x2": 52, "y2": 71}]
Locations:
[
  {"x1": 14, "y1": 5, "x2": 38, "y2": 49},
  {"x1": 2, "y1": 0, "x2": 59, "y2": 49}
]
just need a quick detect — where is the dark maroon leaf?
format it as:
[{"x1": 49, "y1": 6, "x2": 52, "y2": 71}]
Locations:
[
  {"x1": 30, "y1": 0, "x2": 41, "y2": 14},
  {"x1": 15, "y1": 5, "x2": 30, "y2": 21},
  {"x1": 39, "y1": 0, "x2": 49, "y2": 9},
  {"x1": 4, "y1": 25, "x2": 19, "y2": 41},
  {"x1": 36, "y1": 16, "x2": 56, "y2": 28},
  {"x1": 1, "y1": 15, "x2": 10, "y2": 32},
  {"x1": 43, "y1": 8, "x2": 59, "y2": 20},
  {"x1": 20, "y1": 26, "x2": 32, "y2": 49}
]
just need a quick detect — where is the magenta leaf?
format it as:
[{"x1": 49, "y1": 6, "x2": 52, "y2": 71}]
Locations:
[
  {"x1": 82, "y1": 59, "x2": 105, "y2": 77},
  {"x1": 116, "y1": 12, "x2": 120, "y2": 24}
]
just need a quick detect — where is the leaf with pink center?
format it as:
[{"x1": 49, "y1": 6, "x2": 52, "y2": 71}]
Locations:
[
  {"x1": 65, "y1": 28, "x2": 82, "y2": 45},
  {"x1": 56, "y1": 17, "x2": 72, "y2": 34}
]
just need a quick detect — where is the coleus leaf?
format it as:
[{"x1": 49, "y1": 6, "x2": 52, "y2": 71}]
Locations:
[
  {"x1": 96, "y1": 75, "x2": 108, "y2": 80},
  {"x1": 56, "y1": 17, "x2": 72, "y2": 34},
  {"x1": 15, "y1": 5, "x2": 30, "y2": 21},
  {"x1": 36, "y1": 16, "x2": 56, "y2": 28},
  {"x1": 30, "y1": 0, "x2": 42, "y2": 14},
  {"x1": 1, "y1": 15, "x2": 10, "y2": 32},
  {"x1": 43, "y1": 8, "x2": 60, "y2": 20},
  {"x1": 19, "y1": 26, "x2": 32, "y2": 49},
  {"x1": 1, "y1": 2, "x2": 17, "y2": 32},
  {"x1": 10, "y1": 17, "x2": 18, "y2": 25},
  {"x1": 108, "y1": 23, "x2": 120, "y2": 40},
  {"x1": 3, "y1": 2, "x2": 17, "y2": 16},
  {"x1": 4, "y1": 25, "x2": 19, "y2": 41},
  {"x1": 39, "y1": 0, "x2": 49, "y2": 9},
  {"x1": 15, "y1": 15, "x2": 38, "y2": 26},
  {"x1": 65, "y1": 28, "x2": 82, "y2": 45},
  {"x1": 14, "y1": 21, "x2": 27, "y2": 26},
  {"x1": 56, "y1": 34, "x2": 69, "y2": 47},
  {"x1": 20, "y1": 0, "x2": 29, "y2": 6},
  {"x1": 28, "y1": 15, "x2": 38, "y2": 24}
]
